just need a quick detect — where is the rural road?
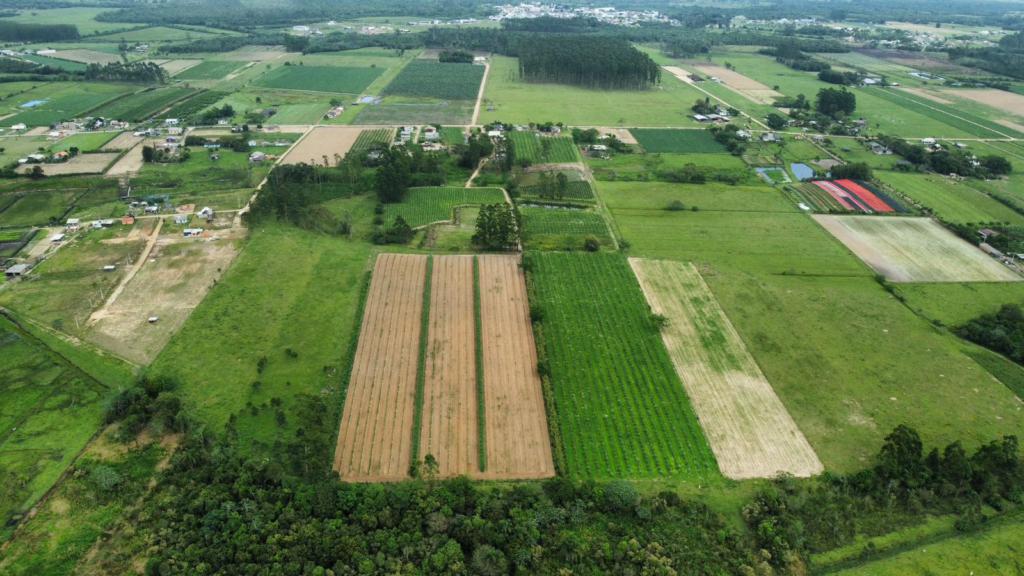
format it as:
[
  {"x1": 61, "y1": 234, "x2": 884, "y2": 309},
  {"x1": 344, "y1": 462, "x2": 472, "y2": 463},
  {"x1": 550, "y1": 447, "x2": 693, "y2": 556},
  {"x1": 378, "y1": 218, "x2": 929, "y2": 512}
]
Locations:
[
  {"x1": 87, "y1": 217, "x2": 163, "y2": 326},
  {"x1": 471, "y1": 61, "x2": 490, "y2": 127}
]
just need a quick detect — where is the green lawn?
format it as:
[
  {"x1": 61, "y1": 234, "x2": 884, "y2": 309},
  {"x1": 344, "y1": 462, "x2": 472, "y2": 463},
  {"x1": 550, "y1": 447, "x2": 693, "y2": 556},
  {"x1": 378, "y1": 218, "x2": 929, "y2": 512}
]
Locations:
[
  {"x1": 479, "y1": 55, "x2": 709, "y2": 126},
  {"x1": 526, "y1": 251, "x2": 717, "y2": 479},
  {"x1": 876, "y1": 171, "x2": 1024, "y2": 225},
  {"x1": 255, "y1": 65, "x2": 383, "y2": 94},
  {"x1": 147, "y1": 225, "x2": 372, "y2": 454}
]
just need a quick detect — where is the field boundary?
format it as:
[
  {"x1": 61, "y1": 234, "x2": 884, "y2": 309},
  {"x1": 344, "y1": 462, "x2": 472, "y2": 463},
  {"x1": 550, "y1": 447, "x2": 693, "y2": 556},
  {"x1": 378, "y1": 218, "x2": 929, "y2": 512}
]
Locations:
[
  {"x1": 409, "y1": 255, "x2": 434, "y2": 472},
  {"x1": 473, "y1": 255, "x2": 486, "y2": 472}
]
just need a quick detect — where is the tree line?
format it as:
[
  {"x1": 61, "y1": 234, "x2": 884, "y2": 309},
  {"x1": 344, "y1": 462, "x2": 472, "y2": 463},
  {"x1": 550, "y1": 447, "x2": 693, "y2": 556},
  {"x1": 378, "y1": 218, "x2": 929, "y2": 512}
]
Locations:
[
  {"x1": 517, "y1": 35, "x2": 660, "y2": 90},
  {"x1": 0, "y1": 20, "x2": 78, "y2": 42},
  {"x1": 84, "y1": 61, "x2": 168, "y2": 83}
]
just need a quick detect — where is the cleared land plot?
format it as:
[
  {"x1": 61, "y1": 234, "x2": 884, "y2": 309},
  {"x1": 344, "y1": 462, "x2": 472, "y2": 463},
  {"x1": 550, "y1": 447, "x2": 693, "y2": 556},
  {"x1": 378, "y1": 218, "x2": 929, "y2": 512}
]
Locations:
[
  {"x1": 629, "y1": 258, "x2": 822, "y2": 479},
  {"x1": 814, "y1": 215, "x2": 1021, "y2": 283},
  {"x1": 509, "y1": 132, "x2": 580, "y2": 164},
  {"x1": 334, "y1": 253, "x2": 426, "y2": 482},
  {"x1": 175, "y1": 60, "x2": 242, "y2": 80},
  {"x1": 693, "y1": 64, "x2": 782, "y2": 104},
  {"x1": 87, "y1": 230, "x2": 242, "y2": 365},
  {"x1": 50, "y1": 49, "x2": 121, "y2": 65},
  {"x1": 527, "y1": 252, "x2": 716, "y2": 479},
  {"x1": 255, "y1": 65, "x2": 382, "y2": 94},
  {"x1": 382, "y1": 61, "x2": 485, "y2": 100},
  {"x1": 420, "y1": 256, "x2": 478, "y2": 477},
  {"x1": 219, "y1": 45, "x2": 285, "y2": 62},
  {"x1": 101, "y1": 131, "x2": 142, "y2": 151},
  {"x1": 17, "y1": 153, "x2": 119, "y2": 176},
  {"x1": 280, "y1": 126, "x2": 360, "y2": 166},
  {"x1": 105, "y1": 141, "x2": 145, "y2": 176},
  {"x1": 384, "y1": 187, "x2": 506, "y2": 228},
  {"x1": 631, "y1": 129, "x2": 726, "y2": 154},
  {"x1": 158, "y1": 59, "x2": 202, "y2": 75},
  {"x1": 477, "y1": 255, "x2": 554, "y2": 479}
]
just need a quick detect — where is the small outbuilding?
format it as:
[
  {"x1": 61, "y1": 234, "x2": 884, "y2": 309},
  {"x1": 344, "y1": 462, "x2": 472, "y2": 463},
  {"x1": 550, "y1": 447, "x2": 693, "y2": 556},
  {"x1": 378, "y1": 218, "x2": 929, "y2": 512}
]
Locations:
[{"x1": 4, "y1": 263, "x2": 29, "y2": 278}]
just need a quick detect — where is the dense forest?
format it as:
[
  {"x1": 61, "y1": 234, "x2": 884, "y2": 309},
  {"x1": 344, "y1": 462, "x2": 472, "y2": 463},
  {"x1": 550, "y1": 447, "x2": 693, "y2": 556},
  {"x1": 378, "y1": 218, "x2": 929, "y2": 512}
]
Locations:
[
  {"x1": 948, "y1": 31, "x2": 1024, "y2": 80},
  {"x1": 958, "y1": 304, "x2": 1024, "y2": 364},
  {"x1": 517, "y1": 36, "x2": 660, "y2": 90},
  {"x1": 84, "y1": 61, "x2": 167, "y2": 83},
  {"x1": 0, "y1": 20, "x2": 79, "y2": 42}
]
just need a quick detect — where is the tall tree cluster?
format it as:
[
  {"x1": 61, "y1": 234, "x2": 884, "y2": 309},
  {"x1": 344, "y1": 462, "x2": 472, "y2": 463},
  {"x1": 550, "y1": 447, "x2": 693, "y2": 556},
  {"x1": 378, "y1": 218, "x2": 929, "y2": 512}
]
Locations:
[
  {"x1": 516, "y1": 36, "x2": 660, "y2": 90},
  {"x1": 84, "y1": 61, "x2": 168, "y2": 83},
  {"x1": 0, "y1": 21, "x2": 78, "y2": 42},
  {"x1": 473, "y1": 203, "x2": 520, "y2": 250}
]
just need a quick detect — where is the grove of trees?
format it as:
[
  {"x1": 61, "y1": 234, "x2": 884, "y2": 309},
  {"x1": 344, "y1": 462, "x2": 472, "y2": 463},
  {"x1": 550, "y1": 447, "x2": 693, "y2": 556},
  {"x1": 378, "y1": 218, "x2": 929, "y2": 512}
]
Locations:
[{"x1": 516, "y1": 36, "x2": 660, "y2": 90}]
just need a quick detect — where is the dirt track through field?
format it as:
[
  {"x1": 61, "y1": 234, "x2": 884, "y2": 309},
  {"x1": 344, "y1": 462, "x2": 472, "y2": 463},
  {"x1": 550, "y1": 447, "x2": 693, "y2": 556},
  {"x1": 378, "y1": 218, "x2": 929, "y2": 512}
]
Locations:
[
  {"x1": 101, "y1": 132, "x2": 143, "y2": 151},
  {"x1": 815, "y1": 215, "x2": 1022, "y2": 283},
  {"x1": 477, "y1": 255, "x2": 555, "y2": 479},
  {"x1": 420, "y1": 256, "x2": 478, "y2": 476},
  {"x1": 281, "y1": 126, "x2": 362, "y2": 166},
  {"x1": 897, "y1": 87, "x2": 953, "y2": 105},
  {"x1": 334, "y1": 253, "x2": 427, "y2": 481},
  {"x1": 629, "y1": 258, "x2": 822, "y2": 479},
  {"x1": 693, "y1": 64, "x2": 782, "y2": 104},
  {"x1": 940, "y1": 88, "x2": 1024, "y2": 119}
]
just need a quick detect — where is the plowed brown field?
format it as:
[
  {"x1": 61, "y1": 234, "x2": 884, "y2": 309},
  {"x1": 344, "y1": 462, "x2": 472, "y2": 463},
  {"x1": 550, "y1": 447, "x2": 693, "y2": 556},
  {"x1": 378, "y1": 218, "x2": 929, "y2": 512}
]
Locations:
[{"x1": 334, "y1": 253, "x2": 427, "y2": 481}]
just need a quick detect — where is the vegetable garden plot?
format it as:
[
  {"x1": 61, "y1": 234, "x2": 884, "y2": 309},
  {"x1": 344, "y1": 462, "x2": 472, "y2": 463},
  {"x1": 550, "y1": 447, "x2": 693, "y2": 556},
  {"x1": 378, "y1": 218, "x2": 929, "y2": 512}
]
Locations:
[
  {"x1": 509, "y1": 132, "x2": 580, "y2": 164},
  {"x1": 525, "y1": 252, "x2": 717, "y2": 479},
  {"x1": 814, "y1": 215, "x2": 1021, "y2": 283},
  {"x1": 384, "y1": 187, "x2": 506, "y2": 228},
  {"x1": 631, "y1": 129, "x2": 726, "y2": 154},
  {"x1": 629, "y1": 258, "x2": 822, "y2": 479},
  {"x1": 349, "y1": 128, "x2": 393, "y2": 154},
  {"x1": 520, "y1": 206, "x2": 613, "y2": 249},
  {"x1": 382, "y1": 61, "x2": 485, "y2": 101}
]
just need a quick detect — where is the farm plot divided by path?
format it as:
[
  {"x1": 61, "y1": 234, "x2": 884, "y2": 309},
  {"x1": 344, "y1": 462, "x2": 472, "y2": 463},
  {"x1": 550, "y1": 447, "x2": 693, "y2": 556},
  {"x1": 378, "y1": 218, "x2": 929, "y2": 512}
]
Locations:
[
  {"x1": 335, "y1": 253, "x2": 553, "y2": 481},
  {"x1": 629, "y1": 258, "x2": 822, "y2": 479},
  {"x1": 334, "y1": 253, "x2": 426, "y2": 482},
  {"x1": 815, "y1": 215, "x2": 1022, "y2": 283}
]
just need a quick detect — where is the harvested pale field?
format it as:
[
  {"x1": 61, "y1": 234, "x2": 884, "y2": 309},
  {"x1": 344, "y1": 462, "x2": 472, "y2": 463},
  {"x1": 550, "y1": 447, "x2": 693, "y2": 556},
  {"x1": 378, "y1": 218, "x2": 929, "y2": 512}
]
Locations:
[
  {"x1": 51, "y1": 49, "x2": 121, "y2": 65},
  {"x1": 997, "y1": 119, "x2": 1024, "y2": 133},
  {"x1": 101, "y1": 131, "x2": 143, "y2": 151},
  {"x1": 158, "y1": 59, "x2": 202, "y2": 75},
  {"x1": 814, "y1": 215, "x2": 1021, "y2": 283},
  {"x1": 662, "y1": 66, "x2": 694, "y2": 84},
  {"x1": 629, "y1": 258, "x2": 822, "y2": 479},
  {"x1": 334, "y1": 253, "x2": 427, "y2": 482},
  {"x1": 87, "y1": 228, "x2": 243, "y2": 364},
  {"x1": 17, "y1": 153, "x2": 118, "y2": 176},
  {"x1": 105, "y1": 141, "x2": 146, "y2": 176},
  {"x1": 897, "y1": 87, "x2": 953, "y2": 105},
  {"x1": 420, "y1": 255, "x2": 478, "y2": 477},
  {"x1": 694, "y1": 64, "x2": 782, "y2": 104},
  {"x1": 220, "y1": 45, "x2": 285, "y2": 61},
  {"x1": 280, "y1": 126, "x2": 361, "y2": 166},
  {"x1": 477, "y1": 254, "x2": 555, "y2": 479},
  {"x1": 940, "y1": 88, "x2": 1024, "y2": 118}
]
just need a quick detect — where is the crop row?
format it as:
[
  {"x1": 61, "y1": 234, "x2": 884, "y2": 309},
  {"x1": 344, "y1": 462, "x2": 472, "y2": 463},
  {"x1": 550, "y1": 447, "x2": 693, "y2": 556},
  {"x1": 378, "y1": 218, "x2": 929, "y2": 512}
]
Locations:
[
  {"x1": 158, "y1": 90, "x2": 229, "y2": 122},
  {"x1": 384, "y1": 186, "x2": 505, "y2": 228},
  {"x1": 383, "y1": 61, "x2": 485, "y2": 101},
  {"x1": 93, "y1": 86, "x2": 197, "y2": 122},
  {"x1": 519, "y1": 180, "x2": 595, "y2": 202},
  {"x1": 631, "y1": 128, "x2": 726, "y2": 154},
  {"x1": 520, "y1": 207, "x2": 612, "y2": 249},
  {"x1": 350, "y1": 128, "x2": 393, "y2": 154},
  {"x1": 509, "y1": 132, "x2": 580, "y2": 164},
  {"x1": 525, "y1": 252, "x2": 716, "y2": 479}
]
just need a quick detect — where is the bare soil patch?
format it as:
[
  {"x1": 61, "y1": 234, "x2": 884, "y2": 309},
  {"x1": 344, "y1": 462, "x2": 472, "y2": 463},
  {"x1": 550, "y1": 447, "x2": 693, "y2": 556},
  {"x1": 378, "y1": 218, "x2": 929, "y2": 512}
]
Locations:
[
  {"x1": 101, "y1": 131, "x2": 143, "y2": 151},
  {"x1": 105, "y1": 141, "x2": 146, "y2": 176},
  {"x1": 693, "y1": 64, "x2": 782, "y2": 104},
  {"x1": 281, "y1": 126, "x2": 361, "y2": 166},
  {"x1": 662, "y1": 66, "x2": 694, "y2": 84},
  {"x1": 420, "y1": 256, "x2": 478, "y2": 477},
  {"x1": 18, "y1": 153, "x2": 119, "y2": 176},
  {"x1": 220, "y1": 45, "x2": 286, "y2": 62},
  {"x1": 814, "y1": 215, "x2": 1021, "y2": 282},
  {"x1": 630, "y1": 258, "x2": 822, "y2": 479},
  {"x1": 940, "y1": 88, "x2": 1024, "y2": 118},
  {"x1": 477, "y1": 254, "x2": 555, "y2": 480},
  {"x1": 334, "y1": 253, "x2": 427, "y2": 482},
  {"x1": 897, "y1": 87, "x2": 953, "y2": 105},
  {"x1": 51, "y1": 49, "x2": 122, "y2": 65}
]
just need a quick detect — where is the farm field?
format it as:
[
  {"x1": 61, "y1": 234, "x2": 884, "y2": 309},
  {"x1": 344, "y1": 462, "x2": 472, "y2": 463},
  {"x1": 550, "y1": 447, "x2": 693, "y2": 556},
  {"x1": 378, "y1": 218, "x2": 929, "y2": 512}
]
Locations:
[
  {"x1": 876, "y1": 171, "x2": 1024, "y2": 225},
  {"x1": 206, "y1": 89, "x2": 333, "y2": 125},
  {"x1": 631, "y1": 129, "x2": 727, "y2": 154},
  {"x1": 3, "y1": 7, "x2": 127, "y2": 35},
  {"x1": 588, "y1": 151, "x2": 749, "y2": 183},
  {"x1": 814, "y1": 215, "x2": 1021, "y2": 282},
  {"x1": 353, "y1": 99, "x2": 476, "y2": 126},
  {"x1": 809, "y1": 179, "x2": 900, "y2": 214},
  {"x1": 280, "y1": 126, "x2": 360, "y2": 166},
  {"x1": 20, "y1": 53, "x2": 87, "y2": 72},
  {"x1": 629, "y1": 258, "x2": 821, "y2": 479},
  {"x1": 349, "y1": 128, "x2": 393, "y2": 154},
  {"x1": 0, "y1": 83, "x2": 134, "y2": 127},
  {"x1": 519, "y1": 206, "x2": 613, "y2": 250},
  {"x1": 509, "y1": 132, "x2": 580, "y2": 164},
  {"x1": 16, "y1": 153, "x2": 119, "y2": 176},
  {"x1": 382, "y1": 61, "x2": 485, "y2": 100},
  {"x1": 692, "y1": 64, "x2": 782, "y2": 104},
  {"x1": 0, "y1": 316, "x2": 112, "y2": 541},
  {"x1": 897, "y1": 282, "x2": 1024, "y2": 327},
  {"x1": 479, "y1": 55, "x2": 707, "y2": 126},
  {"x1": 156, "y1": 90, "x2": 227, "y2": 122},
  {"x1": 526, "y1": 251, "x2": 716, "y2": 479},
  {"x1": 255, "y1": 65, "x2": 383, "y2": 94},
  {"x1": 91, "y1": 86, "x2": 196, "y2": 122},
  {"x1": 149, "y1": 225, "x2": 372, "y2": 454},
  {"x1": 51, "y1": 131, "x2": 119, "y2": 153},
  {"x1": 335, "y1": 253, "x2": 426, "y2": 482},
  {"x1": 518, "y1": 178, "x2": 595, "y2": 203},
  {"x1": 384, "y1": 186, "x2": 506, "y2": 228},
  {"x1": 174, "y1": 60, "x2": 243, "y2": 80},
  {"x1": 49, "y1": 49, "x2": 121, "y2": 65}
]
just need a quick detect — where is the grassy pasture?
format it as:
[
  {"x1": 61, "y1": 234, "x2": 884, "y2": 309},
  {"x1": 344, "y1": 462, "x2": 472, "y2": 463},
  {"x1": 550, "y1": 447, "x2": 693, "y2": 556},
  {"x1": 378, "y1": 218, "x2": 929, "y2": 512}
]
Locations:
[
  {"x1": 588, "y1": 152, "x2": 749, "y2": 183},
  {"x1": 208, "y1": 89, "x2": 333, "y2": 125},
  {"x1": 526, "y1": 252, "x2": 717, "y2": 479},
  {"x1": 384, "y1": 186, "x2": 506, "y2": 228},
  {"x1": 353, "y1": 98, "x2": 475, "y2": 126},
  {"x1": 91, "y1": 26, "x2": 223, "y2": 43},
  {"x1": 91, "y1": 86, "x2": 196, "y2": 122},
  {"x1": 870, "y1": 87, "x2": 1024, "y2": 139},
  {"x1": 255, "y1": 65, "x2": 383, "y2": 94},
  {"x1": 131, "y1": 147, "x2": 270, "y2": 211},
  {"x1": 479, "y1": 55, "x2": 707, "y2": 126},
  {"x1": 5, "y1": 7, "x2": 127, "y2": 35},
  {"x1": 898, "y1": 282, "x2": 1024, "y2": 327},
  {"x1": 519, "y1": 206, "x2": 613, "y2": 250},
  {"x1": 382, "y1": 60, "x2": 485, "y2": 100},
  {"x1": 876, "y1": 171, "x2": 1024, "y2": 225},
  {"x1": 0, "y1": 83, "x2": 133, "y2": 127},
  {"x1": 174, "y1": 60, "x2": 243, "y2": 81},
  {"x1": 148, "y1": 225, "x2": 371, "y2": 455},
  {"x1": 631, "y1": 129, "x2": 726, "y2": 154}
]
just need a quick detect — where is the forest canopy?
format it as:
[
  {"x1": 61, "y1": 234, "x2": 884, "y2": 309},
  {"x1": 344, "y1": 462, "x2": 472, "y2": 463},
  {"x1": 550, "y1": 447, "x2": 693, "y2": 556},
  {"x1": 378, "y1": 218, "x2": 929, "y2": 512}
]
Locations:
[{"x1": 516, "y1": 35, "x2": 660, "y2": 90}]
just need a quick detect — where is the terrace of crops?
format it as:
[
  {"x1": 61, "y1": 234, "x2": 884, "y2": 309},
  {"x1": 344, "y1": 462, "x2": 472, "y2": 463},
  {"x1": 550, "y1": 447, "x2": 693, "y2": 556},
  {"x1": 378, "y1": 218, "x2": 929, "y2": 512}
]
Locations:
[
  {"x1": 255, "y1": 65, "x2": 384, "y2": 94},
  {"x1": 381, "y1": 61, "x2": 486, "y2": 100}
]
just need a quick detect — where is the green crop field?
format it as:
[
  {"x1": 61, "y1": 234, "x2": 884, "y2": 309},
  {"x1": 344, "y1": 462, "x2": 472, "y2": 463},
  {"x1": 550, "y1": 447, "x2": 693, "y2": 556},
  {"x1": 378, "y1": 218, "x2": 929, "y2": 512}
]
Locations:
[
  {"x1": 208, "y1": 89, "x2": 333, "y2": 124},
  {"x1": 20, "y1": 54, "x2": 87, "y2": 72},
  {"x1": 353, "y1": 98, "x2": 475, "y2": 125},
  {"x1": 0, "y1": 316, "x2": 113, "y2": 540},
  {"x1": 156, "y1": 90, "x2": 229, "y2": 121},
  {"x1": 349, "y1": 128, "x2": 393, "y2": 153},
  {"x1": 255, "y1": 65, "x2": 383, "y2": 94},
  {"x1": 92, "y1": 86, "x2": 197, "y2": 122},
  {"x1": 175, "y1": 60, "x2": 243, "y2": 80},
  {"x1": 520, "y1": 206, "x2": 613, "y2": 249},
  {"x1": 0, "y1": 83, "x2": 134, "y2": 127},
  {"x1": 525, "y1": 251, "x2": 716, "y2": 479},
  {"x1": 50, "y1": 131, "x2": 118, "y2": 153},
  {"x1": 382, "y1": 61, "x2": 485, "y2": 100},
  {"x1": 631, "y1": 129, "x2": 727, "y2": 153},
  {"x1": 509, "y1": 132, "x2": 580, "y2": 164},
  {"x1": 518, "y1": 179, "x2": 595, "y2": 202},
  {"x1": 876, "y1": 171, "x2": 1024, "y2": 225},
  {"x1": 148, "y1": 225, "x2": 371, "y2": 453},
  {"x1": 383, "y1": 186, "x2": 506, "y2": 228}
]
